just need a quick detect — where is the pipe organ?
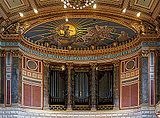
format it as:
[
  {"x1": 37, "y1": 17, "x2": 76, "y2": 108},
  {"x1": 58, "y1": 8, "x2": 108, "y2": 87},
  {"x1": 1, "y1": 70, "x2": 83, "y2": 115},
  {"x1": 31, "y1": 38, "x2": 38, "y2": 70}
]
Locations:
[
  {"x1": 98, "y1": 71, "x2": 113, "y2": 105},
  {"x1": 49, "y1": 64, "x2": 114, "y2": 110},
  {"x1": 49, "y1": 70, "x2": 66, "y2": 105}
]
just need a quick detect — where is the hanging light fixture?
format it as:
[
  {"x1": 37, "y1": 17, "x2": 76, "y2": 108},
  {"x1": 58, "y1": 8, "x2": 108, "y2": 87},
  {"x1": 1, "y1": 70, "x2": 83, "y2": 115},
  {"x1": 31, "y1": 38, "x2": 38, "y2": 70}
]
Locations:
[{"x1": 61, "y1": 0, "x2": 96, "y2": 9}]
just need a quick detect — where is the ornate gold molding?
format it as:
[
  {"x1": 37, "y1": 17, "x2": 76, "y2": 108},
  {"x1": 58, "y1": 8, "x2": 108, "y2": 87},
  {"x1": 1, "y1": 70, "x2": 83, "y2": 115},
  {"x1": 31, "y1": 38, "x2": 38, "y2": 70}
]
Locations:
[
  {"x1": 155, "y1": 50, "x2": 160, "y2": 56},
  {"x1": 43, "y1": 61, "x2": 50, "y2": 68},
  {"x1": 141, "y1": 50, "x2": 149, "y2": 57},
  {"x1": 112, "y1": 60, "x2": 120, "y2": 67},
  {"x1": 66, "y1": 62, "x2": 73, "y2": 69},
  {"x1": 11, "y1": 50, "x2": 23, "y2": 58},
  {"x1": 90, "y1": 63, "x2": 97, "y2": 69},
  {"x1": 0, "y1": 50, "x2": 5, "y2": 57}
]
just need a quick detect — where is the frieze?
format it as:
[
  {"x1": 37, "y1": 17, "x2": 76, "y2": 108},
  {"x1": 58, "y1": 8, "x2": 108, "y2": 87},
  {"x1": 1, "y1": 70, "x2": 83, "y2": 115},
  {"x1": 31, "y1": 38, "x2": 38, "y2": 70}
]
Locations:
[{"x1": 0, "y1": 41, "x2": 160, "y2": 61}]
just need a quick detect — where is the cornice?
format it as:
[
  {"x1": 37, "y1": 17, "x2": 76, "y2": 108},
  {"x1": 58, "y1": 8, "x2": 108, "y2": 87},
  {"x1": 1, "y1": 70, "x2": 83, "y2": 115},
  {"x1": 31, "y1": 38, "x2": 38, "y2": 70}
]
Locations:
[{"x1": 0, "y1": 34, "x2": 160, "y2": 63}]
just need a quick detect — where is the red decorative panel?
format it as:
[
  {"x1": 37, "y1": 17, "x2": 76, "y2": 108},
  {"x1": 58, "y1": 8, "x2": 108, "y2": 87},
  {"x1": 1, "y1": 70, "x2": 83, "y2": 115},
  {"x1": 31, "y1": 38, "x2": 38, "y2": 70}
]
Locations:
[
  {"x1": 39, "y1": 62, "x2": 41, "y2": 73},
  {"x1": 23, "y1": 57, "x2": 25, "y2": 68},
  {"x1": 151, "y1": 80, "x2": 155, "y2": 105},
  {"x1": 121, "y1": 83, "x2": 138, "y2": 108},
  {"x1": 136, "y1": 57, "x2": 138, "y2": 68},
  {"x1": 6, "y1": 80, "x2": 11, "y2": 105},
  {"x1": 131, "y1": 83, "x2": 138, "y2": 106},
  {"x1": 122, "y1": 85, "x2": 130, "y2": 107},
  {"x1": 122, "y1": 62, "x2": 124, "y2": 73},
  {"x1": 23, "y1": 83, "x2": 31, "y2": 106},
  {"x1": 32, "y1": 86, "x2": 41, "y2": 107}
]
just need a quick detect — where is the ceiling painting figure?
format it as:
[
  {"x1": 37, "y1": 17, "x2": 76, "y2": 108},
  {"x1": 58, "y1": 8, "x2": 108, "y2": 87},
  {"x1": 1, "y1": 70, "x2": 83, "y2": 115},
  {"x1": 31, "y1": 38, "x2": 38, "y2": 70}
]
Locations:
[{"x1": 24, "y1": 18, "x2": 137, "y2": 48}]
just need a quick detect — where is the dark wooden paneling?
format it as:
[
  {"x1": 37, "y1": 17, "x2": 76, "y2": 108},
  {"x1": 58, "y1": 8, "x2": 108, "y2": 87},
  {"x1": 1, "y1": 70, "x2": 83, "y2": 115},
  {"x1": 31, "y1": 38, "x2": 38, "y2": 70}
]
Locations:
[
  {"x1": 23, "y1": 83, "x2": 31, "y2": 106},
  {"x1": 131, "y1": 83, "x2": 138, "y2": 106},
  {"x1": 32, "y1": 86, "x2": 41, "y2": 107},
  {"x1": 122, "y1": 83, "x2": 138, "y2": 108},
  {"x1": 122, "y1": 85, "x2": 130, "y2": 107}
]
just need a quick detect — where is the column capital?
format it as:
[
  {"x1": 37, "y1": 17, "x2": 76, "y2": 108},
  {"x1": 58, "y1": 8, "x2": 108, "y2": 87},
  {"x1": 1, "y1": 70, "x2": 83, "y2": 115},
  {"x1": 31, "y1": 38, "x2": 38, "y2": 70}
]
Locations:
[
  {"x1": 0, "y1": 50, "x2": 5, "y2": 57},
  {"x1": 11, "y1": 50, "x2": 23, "y2": 59},
  {"x1": 90, "y1": 62, "x2": 97, "y2": 69},
  {"x1": 140, "y1": 50, "x2": 149, "y2": 57},
  {"x1": 66, "y1": 62, "x2": 73, "y2": 69},
  {"x1": 43, "y1": 61, "x2": 50, "y2": 68},
  {"x1": 155, "y1": 49, "x2": 160, "y2": 56},
  {"x1": 112, "y1": 60, "x2": 120, "y2": 67}
]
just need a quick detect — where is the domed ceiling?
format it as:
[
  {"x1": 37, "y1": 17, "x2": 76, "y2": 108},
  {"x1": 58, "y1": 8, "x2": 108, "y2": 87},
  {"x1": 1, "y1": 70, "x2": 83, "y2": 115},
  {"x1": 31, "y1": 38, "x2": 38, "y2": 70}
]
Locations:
[{"x1": 24, "y1": 18, "x2": 136, "y2": 48}]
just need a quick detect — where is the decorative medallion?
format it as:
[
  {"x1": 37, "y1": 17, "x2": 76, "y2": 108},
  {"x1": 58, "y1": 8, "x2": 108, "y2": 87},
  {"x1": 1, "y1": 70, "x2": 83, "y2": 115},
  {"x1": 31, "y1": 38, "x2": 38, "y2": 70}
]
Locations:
[
  {"x1": 24, "y1": 18, "x2": 136, "y2": 48},
  {"x1": 126, "y1": 60, "x2": 135, "y2": 70},
  {"x1": 27, "y1": 60, "x2": 37, "y2": 70}
]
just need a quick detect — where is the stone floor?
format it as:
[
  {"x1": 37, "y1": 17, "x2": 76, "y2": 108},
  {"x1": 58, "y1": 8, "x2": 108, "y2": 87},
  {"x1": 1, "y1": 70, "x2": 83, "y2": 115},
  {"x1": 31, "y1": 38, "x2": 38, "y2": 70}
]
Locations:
[{"x1": 0, "y1": 106, "x2": 157, "y2": 118}]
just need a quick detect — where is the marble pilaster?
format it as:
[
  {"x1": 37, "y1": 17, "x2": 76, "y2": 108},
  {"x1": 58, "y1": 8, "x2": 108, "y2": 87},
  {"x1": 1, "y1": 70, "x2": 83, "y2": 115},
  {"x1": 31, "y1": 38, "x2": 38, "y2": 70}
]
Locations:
[
  {"x1": 90, "y1": 63, "x2": 97, "y2": 111},
  {"x1": 66, "y1": 63, "x2": 73, "y2": 111},
  {"x1": 0, "y1": 50, "x2": 5, "y2": 104},
  {"x1": 43, "y1": 61, "x2": 50, "y2": 109},
  {"x1": 140, "y1": 50, "x2": 149, "y2": 105},
  {"x1": 113, "y1": 60, "x2": 120, "y2": 109},
  {"x1": 156, "y1": 50, "x2": 160, "y2": 103}
]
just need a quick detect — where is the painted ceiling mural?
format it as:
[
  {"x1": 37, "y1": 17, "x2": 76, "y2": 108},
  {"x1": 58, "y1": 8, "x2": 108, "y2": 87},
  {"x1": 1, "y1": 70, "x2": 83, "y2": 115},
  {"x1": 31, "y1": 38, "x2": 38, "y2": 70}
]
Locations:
[{"x1": 24, "y1": 18, "x2": 137, "y2": 48}]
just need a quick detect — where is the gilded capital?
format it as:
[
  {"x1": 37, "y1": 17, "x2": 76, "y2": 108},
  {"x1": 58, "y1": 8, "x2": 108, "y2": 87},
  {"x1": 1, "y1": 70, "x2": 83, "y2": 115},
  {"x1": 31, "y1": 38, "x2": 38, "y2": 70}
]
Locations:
[
  {"x1": 0, "y1": 50, "x2": 5, "y2": 57},
  {"x1": 141, "y1": 50, "x2": 149, "y2": 57},
  {"x1": 155, "y1": 50, "x2": 160, "y2": 56},
  {"x1": 11, "y1": 50, "x2": 19, "y2": 57},
  {"x1": 90, "y1": 62, "x2": 97, "y2": 69},
  {"x1": 43, "y1": 61, "x2": 50, "y2": 68},
  {"x1": 66, "y1": 62, "x2": 73, "y2": 69},
  {"x1": 112, "y1": 60, "x2": 120, "y2": 67}
]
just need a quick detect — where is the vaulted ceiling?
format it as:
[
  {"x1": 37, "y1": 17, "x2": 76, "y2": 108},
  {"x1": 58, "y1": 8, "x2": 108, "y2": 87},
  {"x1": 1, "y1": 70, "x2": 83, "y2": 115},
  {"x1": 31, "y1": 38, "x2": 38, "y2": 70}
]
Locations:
[{"x1": 0, "y1": 0, "x2": 160, "y2": 35}]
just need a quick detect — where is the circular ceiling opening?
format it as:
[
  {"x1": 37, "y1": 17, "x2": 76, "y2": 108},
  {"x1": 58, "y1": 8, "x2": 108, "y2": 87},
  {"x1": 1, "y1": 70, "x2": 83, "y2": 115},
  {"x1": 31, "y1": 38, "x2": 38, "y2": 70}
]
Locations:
[{"x1": 24, "y1": 18, "x2": 137, "y2": 48}]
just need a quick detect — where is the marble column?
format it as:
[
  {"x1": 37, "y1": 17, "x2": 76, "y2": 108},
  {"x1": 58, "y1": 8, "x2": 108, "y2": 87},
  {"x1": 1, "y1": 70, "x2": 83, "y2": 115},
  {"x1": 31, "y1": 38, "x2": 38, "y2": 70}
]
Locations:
[
  {"x1": 156, "y1": 50, "x2": 160, "y2": 103},
  {"x1": 113, "y1": 60, "x2": 120, "y2": 109},
  {"x1": 10, "y1": 51, "x2": 23, "y2": 106},
  {"x1": 11, "y1": 50, "x2": 20, "y2": 105},
  {"x1": 0, "y1": 50, "x2": 5, "y2": 104},
  {"x1": 90, "y1": 63, "x2": 97, "y2": 111},
  {"x1": 43, "y1": 61, "x2": 50, "y2": 109},
  {"x1": 66, "y1": 63, "x2": 73, "y2": 111},
  {"x1": 140, "y1": 50, "x2": 149, "y2": 105}
]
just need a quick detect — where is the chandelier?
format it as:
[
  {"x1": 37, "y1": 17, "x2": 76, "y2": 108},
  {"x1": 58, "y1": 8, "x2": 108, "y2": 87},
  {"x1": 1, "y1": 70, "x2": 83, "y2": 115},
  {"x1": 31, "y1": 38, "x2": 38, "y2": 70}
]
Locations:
[{"x1": 61, "y1": 0, "x2": 96, "y2": 9}]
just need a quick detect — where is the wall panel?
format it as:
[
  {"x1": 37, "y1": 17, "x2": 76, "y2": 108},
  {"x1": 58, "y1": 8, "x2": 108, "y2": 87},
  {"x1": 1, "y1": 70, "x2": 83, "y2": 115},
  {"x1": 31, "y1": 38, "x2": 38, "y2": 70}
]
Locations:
[
  {"x1": 32, "y1": 86, "x2": 41, "y2": 107},
  {"x1": 22, "y1": 55, "x2": 43, "y2": 109},
  {"x1": 120, "y1": 56, "x2": 139, "y2": 109},
  {"x1": 23, "y1": 83, "x2": 31, "y2": 106},
  {"x1": 131, "y1": 83, "x2": 138, "y2": 107},
  {"x1": 122, "y1": 85, "x2": 130, "y2": 107}
]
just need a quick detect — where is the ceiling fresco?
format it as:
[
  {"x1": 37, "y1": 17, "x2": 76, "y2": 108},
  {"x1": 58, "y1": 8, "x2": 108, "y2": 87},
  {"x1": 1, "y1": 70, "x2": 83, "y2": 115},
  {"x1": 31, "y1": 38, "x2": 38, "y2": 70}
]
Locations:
[
  {"x1": 129, "y1": 0, "x2": 159, "y2": 14},
  {"x1": 0, "y1": 0, "x2": 30, "y2": 13},
  {"x1": 3, "y1": 0, "x2": 25, "y2": 9},
  {"x1": 24, "y1": 18, "x2": 136, "y2": 48}
]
